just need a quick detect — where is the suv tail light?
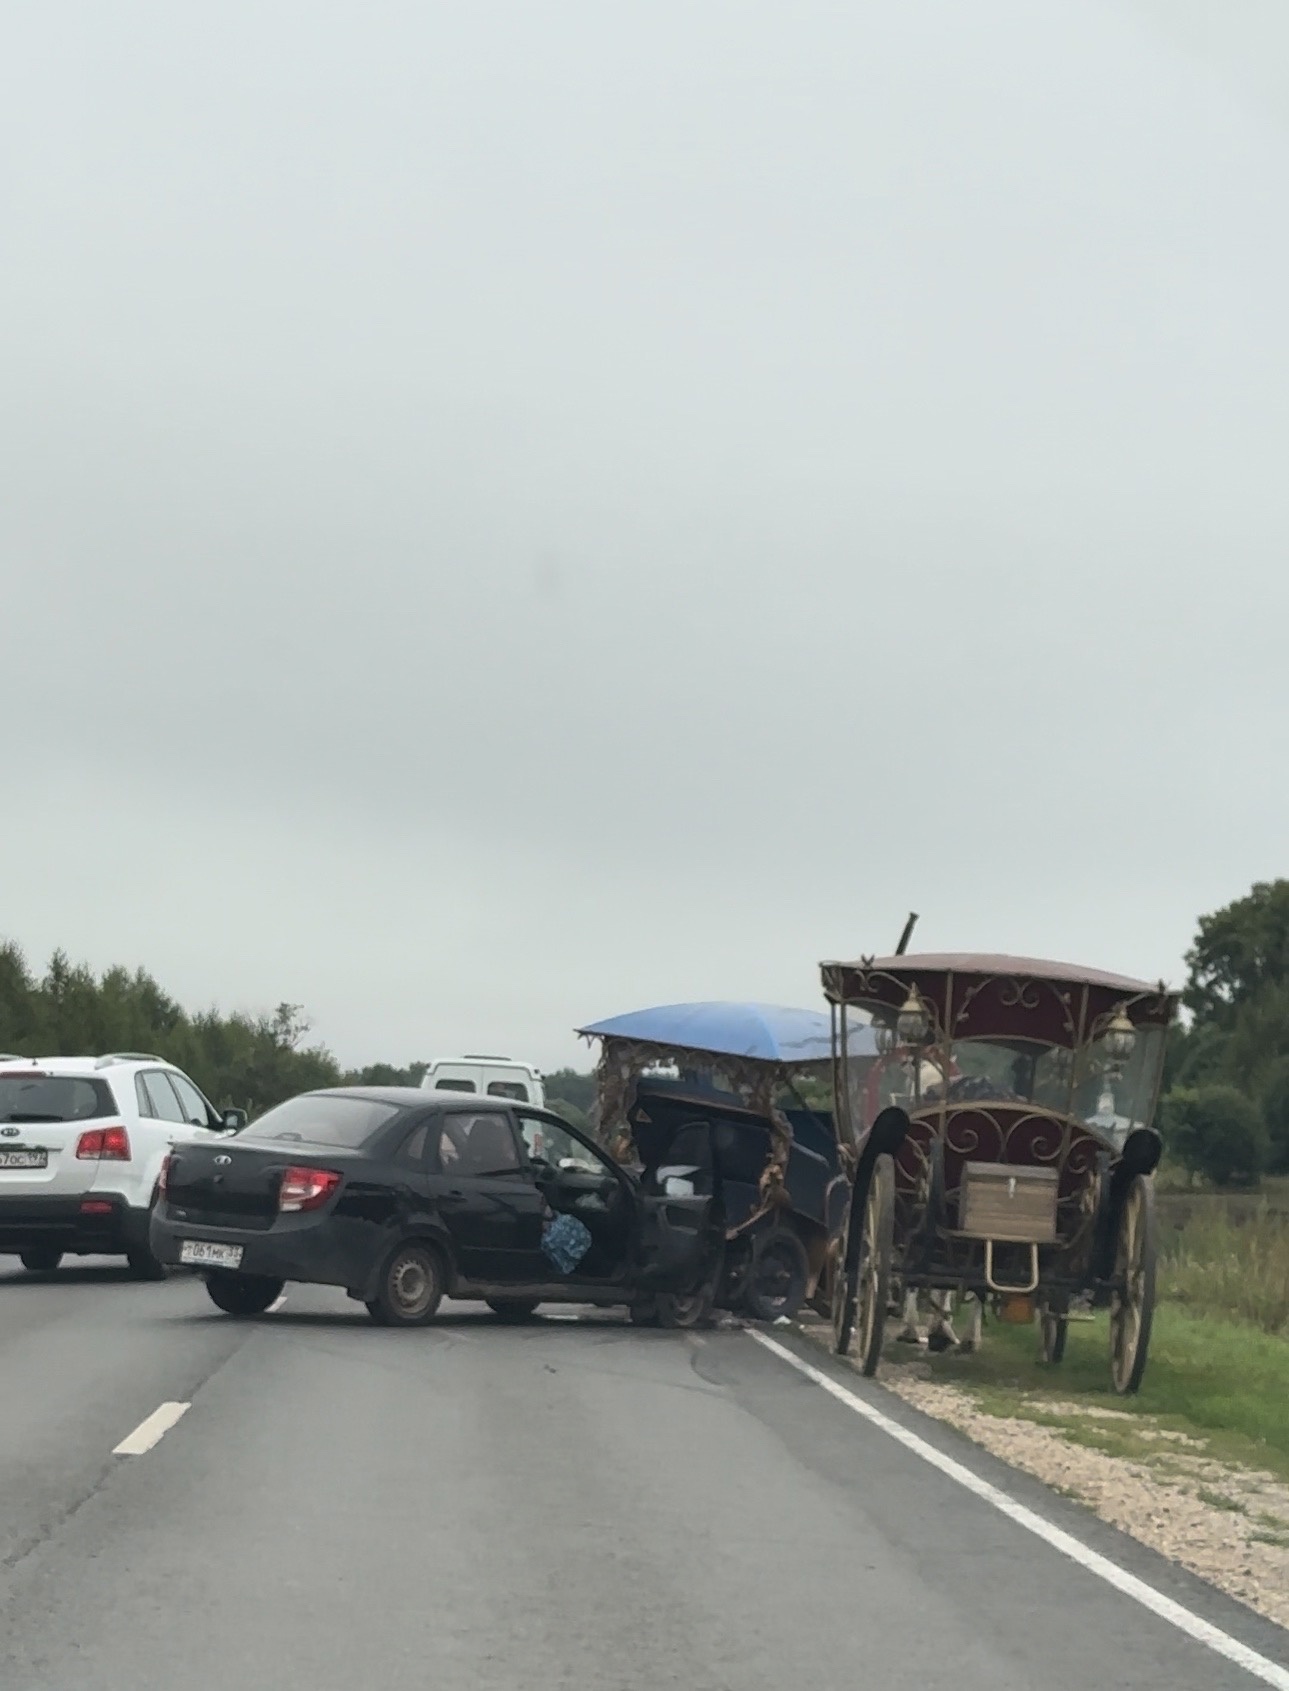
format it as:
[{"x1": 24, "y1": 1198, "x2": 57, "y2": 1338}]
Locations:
[
  {"x1": 159, "y1": 1153, "x2": 173, "y2": 1195},
  {"x1": 100, "y1": 1125, "x2": 130, "y2": 1160},
  {"x1": 76, "y1": 1125, "x2": 132, "y2": 1161},
  {"x1": 277, "y1": 1165, "x2": 341, "y2": 1213}
]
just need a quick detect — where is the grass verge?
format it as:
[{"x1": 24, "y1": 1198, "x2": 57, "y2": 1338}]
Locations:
[
  {"x1": 1158, "y1": 1202, "x2": 1289, "y2": 1337},
  {"x1": 915, "y1": 1306, "x2": 1289, "y2": 1484}
]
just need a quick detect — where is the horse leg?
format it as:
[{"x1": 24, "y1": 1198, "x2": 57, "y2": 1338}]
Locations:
[
  {"x1": 926, "y1": 1288, "x2": 961, "y2": 1352},
  {"x1": 896, "y1": 1287, "x2": 922, "y2": 1344},
  {"x1": 958, "y1": 1292, "x2": 984, "y2": 1353}
]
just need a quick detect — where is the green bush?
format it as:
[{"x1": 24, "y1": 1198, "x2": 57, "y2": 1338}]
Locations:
[{"x1": 1162, "y1": 1084, "x2": 1270, "y2": 1187}]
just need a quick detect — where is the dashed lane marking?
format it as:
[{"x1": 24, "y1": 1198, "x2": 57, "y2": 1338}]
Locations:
[{"x1": 112, "y1": 1401, "x2": 191, "y2": 1456}]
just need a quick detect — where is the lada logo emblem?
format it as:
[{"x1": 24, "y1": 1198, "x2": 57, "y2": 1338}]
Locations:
[{"x1": 214, "y1": 1154, "x2": 232, "y2": 1166}]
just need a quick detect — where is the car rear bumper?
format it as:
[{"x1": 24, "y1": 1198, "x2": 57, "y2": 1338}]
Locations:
[
  {"x1": 150, "y1": 1207, "x2": 376, "y2": 1291},
  {"x1": 0, "y1": 1194, "x2": 148, "y2": 1257}
]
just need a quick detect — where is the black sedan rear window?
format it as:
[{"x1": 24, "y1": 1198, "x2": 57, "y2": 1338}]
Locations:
[
  {"x1": 0, "y1": 1075, "x2": 115, "y2": 1123},
  {"x1": 240, "y1": 1094, "x2": 401, "y2": 1148}
]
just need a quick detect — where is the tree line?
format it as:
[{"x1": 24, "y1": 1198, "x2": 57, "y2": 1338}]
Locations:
[
  {"x1": 0, "y1": 938, "x2": 599, "y2": 1124},
  {"x1": 1163, "y1": 879, "x2": 1289, "y2": 1186},
  {"x1": 3, "y1": 878, "x2": 1286, "y2": 1186}
]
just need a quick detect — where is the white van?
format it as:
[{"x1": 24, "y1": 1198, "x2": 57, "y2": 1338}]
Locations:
[{"x1": 419, "y1": 1056, "x2": 546, "y2": 1107}]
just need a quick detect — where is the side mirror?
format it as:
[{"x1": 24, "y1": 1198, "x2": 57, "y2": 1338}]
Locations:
[{"x1": 220, "y1": 1108, "x2": 248, "y2": 1133}]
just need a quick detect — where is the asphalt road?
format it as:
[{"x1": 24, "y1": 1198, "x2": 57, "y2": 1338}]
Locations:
[{"x1": 0, "y1": 1263, "x2": 1285, "y2": 1691}]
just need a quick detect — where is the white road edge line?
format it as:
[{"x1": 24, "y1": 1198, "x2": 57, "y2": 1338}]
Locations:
[
  {"x1": 749, "y1": 1332, "x2": 1289, "y2": 1689},
  {"x1": 112, "y1": 1400, "x2": 191, "y2": 1457}
]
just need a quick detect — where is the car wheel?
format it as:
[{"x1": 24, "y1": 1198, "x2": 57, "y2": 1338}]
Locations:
[
  {"x1": 655, "y1": 1237, "x2": 726, "y2": 1330},
  {"x1": 19, "y1": 1247, "x2": 62, "y2": 1273},
  {"x1": 126, "y1": 1243, "x2": 168, "y2": 1282},
  {"x1": 485, "y1": 1298, "x2": 541, "y2": 1322},
  {"x1": 126, "y1": 1192, "x2": 168, "y2": 1281},
  {"x1": 743, "y1": 1226, "x2": 811, "y2": 1323},
  {"x1": 365, "y1": 1243, "x2": 444, "y2": 1327},
  {"x1": 655, "y1": 1291, "x2": 713, "y2": 1329},
  {"x1": 205, "y1": 1271, "x2": 285, "y2": 1316}
]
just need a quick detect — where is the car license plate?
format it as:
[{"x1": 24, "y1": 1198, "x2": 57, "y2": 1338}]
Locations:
[
  {"x1": 179, "y1": 1239, "x2": 244, "y2": 1269},
  {"x1": 0, "y1": 1150, "x2": 48, "y2": 1170}
]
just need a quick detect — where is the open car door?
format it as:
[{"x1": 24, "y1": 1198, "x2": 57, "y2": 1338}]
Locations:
[
  {"x1": 631, "y1": 1190, "x2": 719, "y2": 1292},
  {"x1": 512, "y1": 1106, "x2": 719, "y2": 1293}
]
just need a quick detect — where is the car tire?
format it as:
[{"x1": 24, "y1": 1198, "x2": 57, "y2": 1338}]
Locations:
[
  {"x1": 655, "y1": 1236, "x2": 726, "y2": 1330},
  {"x1": 655, "y1": 1291, "x2": 713, "y2": 1329},
  {"x1": 205, "y1": 1271, "x2": 285, "y2": 1317},
  {"x1": 365, "y1": 1242, "x2": 444, "y2": 1327},
  {"x1": 743, "y1": 1225, "x2": 811, "y2": 1323},
  {"x1": 629, "y1": 1299, "x2": 661, "y2": 1326},
  {"x1": 126, "y1": 1243, "x2": 168, "y2": 1282},
  {"x1": 125, "y1": 1193, "x2": 168, "y2": 1281},
  {"x1": 485, "y1": 1298, "x2": 541, "y2": 1322},
  {"x1": 19, "y1": 1247, "x2": 62, "y2": 1273}
]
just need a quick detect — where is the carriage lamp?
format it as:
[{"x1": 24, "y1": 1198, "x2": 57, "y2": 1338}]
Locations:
[
  {"x1": 896, "y1": 990, "x2": 930, "y2": 1048},
  {"x1": 1104, "y1": 1007, "x2": 1137, "y2": 1067}
]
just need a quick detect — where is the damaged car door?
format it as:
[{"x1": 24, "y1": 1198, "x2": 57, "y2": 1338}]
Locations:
[
  {"x1": 512, "y1": 1109, "x2": 718, "y2": 1293},
  {"x1": 632, "y1": 1188, "x2": 719, "y2": 1292}
]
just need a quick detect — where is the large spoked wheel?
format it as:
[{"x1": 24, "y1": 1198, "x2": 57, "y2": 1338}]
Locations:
[
  {"x1": 1040, "y1": 1302, "x2": 1069, "y2": 1365},
  {"x1": 1110, "y1": 1175, "x2": 1156, "y2": 1395},
  {"x1": 833, "y1": 1155, "x2": 895, "y2": 1375},
  {"x1": 856, "y1": 1157, "x2": 895, "y2": 1376},
  {"x1": 205, "y1": 1271, "x2": 285, "y2": 1317},
  {"x1": 366, "y1": 1243, "x2": 444, "y2": 1327},
  {"x1": 744, "y1": 1225, "x2": 811, "y2": 1323},
  {"x1": 830, "y1": 1228, "x2": 857, "y2": 1356}
]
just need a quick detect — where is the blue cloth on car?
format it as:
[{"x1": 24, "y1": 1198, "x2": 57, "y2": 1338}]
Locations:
[{"x1": 542, "y1": 1212, "x2": 593, "y2": 1275}]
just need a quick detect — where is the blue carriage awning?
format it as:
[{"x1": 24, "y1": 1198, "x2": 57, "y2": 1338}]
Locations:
[{"x1": 576, "y1": 1001, "x2": 877, "y2": 1067}]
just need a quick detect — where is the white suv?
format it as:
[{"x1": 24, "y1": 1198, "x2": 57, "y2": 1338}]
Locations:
[{"x1": 0, "y1": 1054, "x2": 245, "y2": 1278}]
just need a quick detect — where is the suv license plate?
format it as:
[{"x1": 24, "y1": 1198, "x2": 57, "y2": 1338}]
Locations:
[
  {"x1": 0, "y1": 1150, "x2": 48, "y2": 1169},
  {"x1": 179, "y1": 1240, "x2": 244, "y2": 1269}
]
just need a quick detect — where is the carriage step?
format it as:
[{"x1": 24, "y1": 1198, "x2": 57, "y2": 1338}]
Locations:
[{"x1": 983, "y1": 1239, "x2": 1039, "y2": 1295}]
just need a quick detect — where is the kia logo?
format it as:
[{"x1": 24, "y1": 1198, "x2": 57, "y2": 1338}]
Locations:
[
  {"x1": 0, "y1": 1127, "x2": 18, "y2": 1138},
  {"x1": 213, "y1": 1154, "x2": 232, "y2": 1166}
]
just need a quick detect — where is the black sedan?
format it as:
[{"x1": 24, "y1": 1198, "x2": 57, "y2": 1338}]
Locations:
[{"x1": 150, "y1": 1087, "x2": 722, "y2": 1326}]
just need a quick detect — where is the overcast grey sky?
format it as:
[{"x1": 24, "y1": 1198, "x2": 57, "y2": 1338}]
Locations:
[{"x1": 3, "y1": 1, "x2": 1287, "y2": 1071}]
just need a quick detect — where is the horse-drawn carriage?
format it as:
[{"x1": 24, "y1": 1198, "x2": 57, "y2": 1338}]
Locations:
[
  {"x1": 578, "y1": 1002, "x2": 875, "y2": 1323},
  {"x1": 822, "y1": 950, "x2": 1177, "y2": 1393}
]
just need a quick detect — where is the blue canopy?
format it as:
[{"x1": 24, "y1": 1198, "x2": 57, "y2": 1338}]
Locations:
[{"x1": 577, "y1": 1001, "x2": 877, "y2": 1067}]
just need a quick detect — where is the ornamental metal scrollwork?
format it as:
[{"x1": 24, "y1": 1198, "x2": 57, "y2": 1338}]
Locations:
[{"x1": 998, "y1": 978, "x2": 1042, "y2": 1011}]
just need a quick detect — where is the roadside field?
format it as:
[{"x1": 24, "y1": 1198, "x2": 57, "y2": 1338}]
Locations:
[{"x1": 920, "y1": 1307, "x2": 1289, "y2": 1484}]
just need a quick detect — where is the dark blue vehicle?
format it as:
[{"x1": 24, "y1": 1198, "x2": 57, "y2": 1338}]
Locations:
[{"x1": 578, "y1": 1002, "x2": 878, "y2": 1322}]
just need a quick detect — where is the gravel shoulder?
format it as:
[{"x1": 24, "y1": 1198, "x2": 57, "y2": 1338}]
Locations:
[{"x1": 798, "y1": 1317, "x2": 1289, "y2": 1631}]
